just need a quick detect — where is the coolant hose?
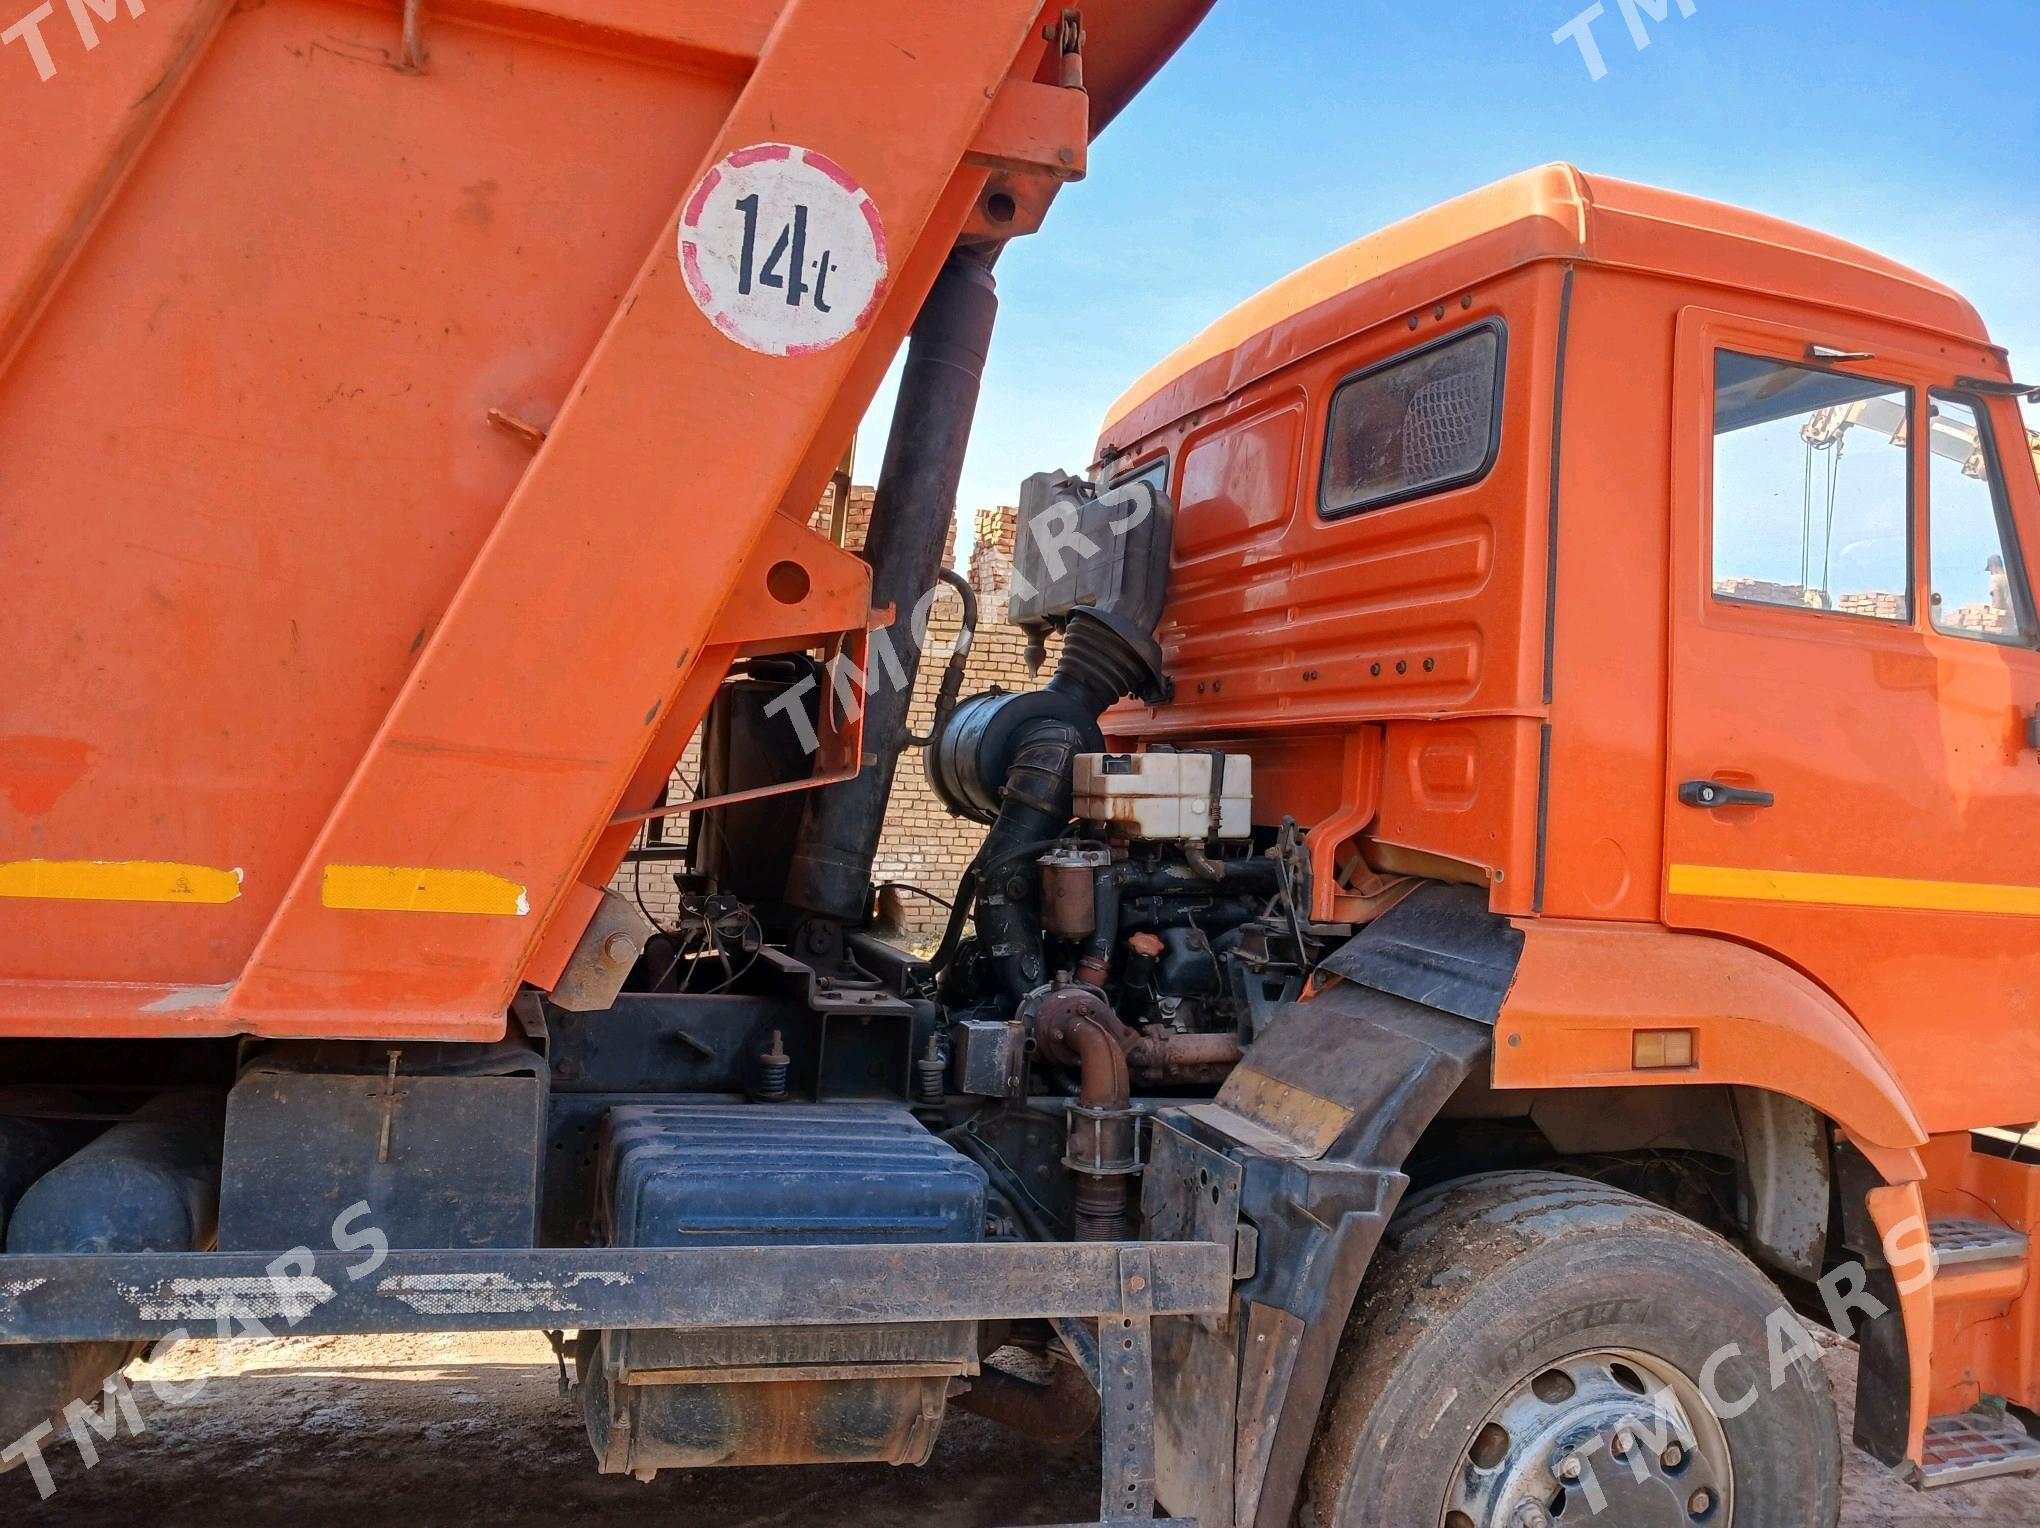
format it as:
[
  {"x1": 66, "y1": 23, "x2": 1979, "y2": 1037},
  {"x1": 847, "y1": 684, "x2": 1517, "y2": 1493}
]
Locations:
[{"x1": 1073, "y1": 860, "x2": 1120, "y2": 989}]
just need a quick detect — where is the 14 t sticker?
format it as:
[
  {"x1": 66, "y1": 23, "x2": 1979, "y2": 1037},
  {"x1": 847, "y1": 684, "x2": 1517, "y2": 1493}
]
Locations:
[{"x1": 679, "y1": 143, "x2": 889, "y2": 358}]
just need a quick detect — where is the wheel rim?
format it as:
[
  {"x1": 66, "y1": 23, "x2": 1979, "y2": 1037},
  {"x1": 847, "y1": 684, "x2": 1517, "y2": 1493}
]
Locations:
[{"x1": 1440, "y1": 1347, "x2": 1734, "y2": 1528}]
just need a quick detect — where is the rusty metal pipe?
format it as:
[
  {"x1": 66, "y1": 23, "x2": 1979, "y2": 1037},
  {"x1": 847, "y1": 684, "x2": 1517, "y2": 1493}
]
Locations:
[
  {"x1": 1036, "y1": 987, "x2": 1137, "y2": 1241},
  {"x1": 399, "y1": 0, "x2": 427, "y2": 70},
  {"x1": 1066, "y1": 1007, "x2": 1130, "y2": 1112},
  {"x1": 1136, "y1": 1032, "x2": 1242, "y2": 1066},
  {"x1": 952, "y1": 1353, "x2": 1099, "y2": 1444},
  {"x1": 1128, "y1": 1029, "x2": 1243, "y2": 1086}
]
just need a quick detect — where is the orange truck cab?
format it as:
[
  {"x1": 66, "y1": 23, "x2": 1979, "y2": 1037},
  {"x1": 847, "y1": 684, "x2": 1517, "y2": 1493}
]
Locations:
[{"x1": 1096, "y1": 163, "x2": 2040, "y2": 1500}]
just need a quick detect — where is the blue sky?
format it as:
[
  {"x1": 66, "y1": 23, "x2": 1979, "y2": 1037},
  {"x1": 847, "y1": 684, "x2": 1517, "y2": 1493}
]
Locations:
[{"x1": 857, "y1": 0, "x2": 2040, "y2": 542}]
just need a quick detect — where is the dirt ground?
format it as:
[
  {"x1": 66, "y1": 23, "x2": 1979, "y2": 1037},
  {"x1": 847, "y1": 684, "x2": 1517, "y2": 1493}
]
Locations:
[{"x1": 7, "y1": 1329, "x2": 2036, "y2": 1526}]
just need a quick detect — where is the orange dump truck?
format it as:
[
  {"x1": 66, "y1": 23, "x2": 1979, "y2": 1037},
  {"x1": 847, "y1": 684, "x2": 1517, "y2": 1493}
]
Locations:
[{"x1": 3, "y1": 4, "x2": 2039, "y2": 1525}]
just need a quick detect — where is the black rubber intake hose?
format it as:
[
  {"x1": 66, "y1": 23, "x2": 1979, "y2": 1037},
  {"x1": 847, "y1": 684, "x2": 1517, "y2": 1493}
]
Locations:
[
  {"x1": 973, "y1": 721, "x2": 1086, "y2": 998},
  {"x1": 1118, "y1": 858, "x2": 1282, "y2": 897},
  {"x1": 785, "y1": 250, "x2": 999, "y2": 924},
  {"x1": 1043, "y1": 608, "x2": 1163, "y2": 717},
  {"x1": 971, "y1": 614, "x2": 1166, "y2": 1001}
]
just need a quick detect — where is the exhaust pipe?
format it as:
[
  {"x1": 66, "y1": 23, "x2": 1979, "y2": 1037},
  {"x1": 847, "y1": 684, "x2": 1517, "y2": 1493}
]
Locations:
[{"x1": 0, "y1": 1089, "x2": 224, "y2": 1459}]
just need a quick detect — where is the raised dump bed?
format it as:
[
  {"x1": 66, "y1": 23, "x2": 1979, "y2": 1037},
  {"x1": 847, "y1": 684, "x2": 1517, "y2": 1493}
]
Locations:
[{"x1": 0, "y1": 0, "x2": 1208, "y2": 1043}]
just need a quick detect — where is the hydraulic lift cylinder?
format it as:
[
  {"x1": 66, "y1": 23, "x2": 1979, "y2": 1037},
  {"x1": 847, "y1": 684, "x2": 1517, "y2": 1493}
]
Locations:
[{"x1": 785, "y1": 251, "x2": 1000, "y2": 923}]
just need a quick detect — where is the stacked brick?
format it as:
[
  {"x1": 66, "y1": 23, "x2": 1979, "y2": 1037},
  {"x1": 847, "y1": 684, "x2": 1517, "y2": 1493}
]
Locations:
[
  {"x1": 1713, "y1": 576, "x2": 1826, "y2": 609},
  {"x1": 1712, "y1": 578, "x2": 2014, "y2": 635},
  {"x1": 614, "y1": 489, "x2": 1053, "y2": 936},
  {"x1": 1938, "y1": 603, "x2": 2018, "y2": 638},
  {"x1": 1833, "y1": 591, "x2": 1908, "y2": 621}
]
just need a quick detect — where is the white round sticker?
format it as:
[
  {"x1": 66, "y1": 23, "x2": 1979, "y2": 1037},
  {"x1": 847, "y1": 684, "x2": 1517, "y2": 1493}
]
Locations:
[{"x1": 679, "y1": 144, "x2": 889, "y2": 358}]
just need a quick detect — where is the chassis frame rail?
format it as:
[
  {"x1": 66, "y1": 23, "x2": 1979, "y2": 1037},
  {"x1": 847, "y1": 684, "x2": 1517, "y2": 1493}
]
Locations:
[{"x1": 0, "y1": 1239, "x2": 1230, "y2": 1525}]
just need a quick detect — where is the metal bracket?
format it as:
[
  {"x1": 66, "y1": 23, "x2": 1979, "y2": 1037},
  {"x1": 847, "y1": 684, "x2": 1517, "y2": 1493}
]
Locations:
[
  {"x1": 399, "y1": 0, "x2": 427, "y2": 71},
  {"x1": 548, "y1": 889, "x2": 656, "y2": 1012},
  {"x1": 1099, "y1": 1244, "x2": 1161, "y2": 1522}
]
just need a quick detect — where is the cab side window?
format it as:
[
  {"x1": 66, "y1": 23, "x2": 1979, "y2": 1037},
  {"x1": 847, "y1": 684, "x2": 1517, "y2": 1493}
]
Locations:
[
  {"x1": 1711, "y1": 351, "x2": 1912, "y2": 622},
  {"x1": 1926, "y1": 392, "x2": 2033, "y2": 644},
  {"x1": 1320, "y1": 323, "x2": 1504, "y2": 518},
  {"x1": 1108, "y1": 455, "x2": 1171, "y2": 500}
]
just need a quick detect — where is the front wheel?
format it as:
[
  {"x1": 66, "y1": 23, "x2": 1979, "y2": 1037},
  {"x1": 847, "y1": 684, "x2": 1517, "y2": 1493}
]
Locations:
[{"x1": 1302, "y1": 1171, "x2": 1841, "y2": 1528}]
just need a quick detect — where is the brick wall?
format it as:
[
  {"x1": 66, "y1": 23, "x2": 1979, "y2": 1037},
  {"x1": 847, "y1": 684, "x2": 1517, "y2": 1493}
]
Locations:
[{"x1": 614, "y1": 490, "x2": 1052, "y2": 936}]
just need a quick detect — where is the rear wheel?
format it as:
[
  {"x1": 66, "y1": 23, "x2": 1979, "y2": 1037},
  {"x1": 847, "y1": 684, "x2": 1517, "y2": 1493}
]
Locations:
[{"x1": 1302, "y1": 1171, "x2": 1841, "y2": 1528}]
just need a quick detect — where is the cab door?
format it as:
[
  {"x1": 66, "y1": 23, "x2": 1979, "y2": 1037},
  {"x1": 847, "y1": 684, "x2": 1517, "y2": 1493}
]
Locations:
[{"x1": 1663, "y1": 306, "x2": 2040, "y2": 1133}]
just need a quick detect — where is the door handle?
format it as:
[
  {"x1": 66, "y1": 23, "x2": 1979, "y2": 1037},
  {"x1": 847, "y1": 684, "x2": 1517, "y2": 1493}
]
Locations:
[{"x1": 1679, "y1": 780, "x2": 1775, "y2": 810}]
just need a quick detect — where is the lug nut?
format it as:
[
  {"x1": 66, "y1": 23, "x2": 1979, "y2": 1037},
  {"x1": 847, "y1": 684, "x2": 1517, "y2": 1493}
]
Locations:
[
  {"x1": 1688, "y1": 1486, "x2": 1713, "y2": 1515},
  {"x1": 1612, "y1": 1427, "x2": 1634, "y2": 1458},
  {"x1": 1662, "y1": 1442, "x2": 1685, "y2": 1470},
  {"x1": 1557, "y1": 1454, "x2": 1584, "y2": 1481},
  {"x1": 1514, "y1": 1505, "x2": 1550, "y2": 1528}
]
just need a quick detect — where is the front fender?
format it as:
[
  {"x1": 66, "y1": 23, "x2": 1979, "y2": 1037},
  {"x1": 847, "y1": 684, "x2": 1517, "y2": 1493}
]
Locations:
[{"x1": 1492, "y1": 919, "x2": 1926, "y2": 1162}]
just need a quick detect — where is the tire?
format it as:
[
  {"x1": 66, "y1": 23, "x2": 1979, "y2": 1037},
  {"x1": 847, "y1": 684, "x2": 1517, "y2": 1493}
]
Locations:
[{"x1": 1302, "y1": 1170, "x2": 1841, "y2": 1528}]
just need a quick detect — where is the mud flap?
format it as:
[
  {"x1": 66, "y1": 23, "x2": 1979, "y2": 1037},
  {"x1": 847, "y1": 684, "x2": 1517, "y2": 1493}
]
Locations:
[
  {"x1": 1144, "y1": 887, "x2": 1511, "y2": 1528},
  {"x1": 1834, "y1": 1142, "x2": 1914, "y2": 1468},
  {"x1": 1317, "y1": 882, "x2": 1523, "y2": 1024}
]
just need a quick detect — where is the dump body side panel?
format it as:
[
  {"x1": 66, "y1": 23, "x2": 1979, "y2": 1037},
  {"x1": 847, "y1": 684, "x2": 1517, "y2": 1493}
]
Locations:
[
  {"x1": 3, "y1": 0, "x2": 759, "y2": 1017},
  {"x1": 0, "y1": 0, "x2": 1252, "y2": 1040}
]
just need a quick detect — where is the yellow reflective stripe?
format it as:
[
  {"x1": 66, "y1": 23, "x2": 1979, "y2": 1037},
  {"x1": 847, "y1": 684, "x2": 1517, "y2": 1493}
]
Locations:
[
  {"x1": 0, "y1": 859, "x2": 243, "y2": 904},
  {"x1": 321, "y1": 864, "x2": 529, "y2": 916},
  {"x1": 1669, "y1": 864, "x2": 2040, "y2": 917}
]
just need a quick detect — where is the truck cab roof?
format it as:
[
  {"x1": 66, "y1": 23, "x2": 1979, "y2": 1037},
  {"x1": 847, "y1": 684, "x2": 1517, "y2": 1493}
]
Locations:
[{"x1": 1102, "y1": 163, "x2": 1991, "y2": 452}]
